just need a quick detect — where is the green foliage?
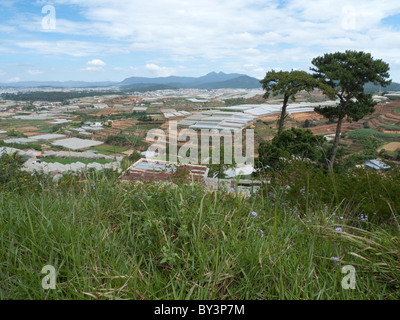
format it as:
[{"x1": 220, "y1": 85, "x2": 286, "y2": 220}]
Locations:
[
  {"x1": 1, "y1": 168, "x2": 400, "y2": 299},
  {"x1": 343, "y1": 128, "x2": 400, "y2": 141},
  {"x1": 206, "y1": 146, "x2": 236, "y2": 178},
  {"x1": 0, "y1": 140, "x2": 42, "y2": 151},
  {"x1": 260, "y1": 70, "x2": 335, "y2": 101},
  {"x1": 6, "y1": 130, "x2": 26, "y2": 138},
  {"x1": 280, "y1": 161, "x2": 400, "y2": 221},
  {"x1": 71, "y1": 111, "x2": 148, "y2": 122},
  {"x1": 260, "y1": 70, "x2": 335, "y2": 133},
  {"x1": 105, "y1": 134, "x2": 147, "y2": 148},
  {"x1": 380, "y1": 124, "x2": 400, "y2": 131},
  {"x1": 137, "y1": 115, "x2": 152, "y2": 122},
  {"x1": 1, "y1": 91, "x2": 124, "y2": 102},
  {"x1": 224, "y1": 97, "x2": 246, "y2": 106},
  {"x1": 128, "y1": 150, "x2": 142, "y2": 163},
  {"x1": 303, "y1": 119, "x2": 317, "y2": 128},
  {"x1": 0, "y1": 152, "x2": 42, "y2": 192},
  {"x1": 257, "y1": 128, "x2": 326, "y2": 170},
  {"x1": 311, "y1": 50, "x2": 391, "y2": 166}
]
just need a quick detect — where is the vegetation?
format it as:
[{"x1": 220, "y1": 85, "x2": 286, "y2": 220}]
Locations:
[
  {"x1": 342, "y1": 128, "x2": 400, "y2": 141},
  {"x1": 1, "y1": 161, "x2": 400, "y2": 299},
  {"x1": 70, "y1": 111, "x2": 149, "y2": 122},
  {"x1": 0, "y1": 139, "x2": 42, "y2": 152},
  {"x1": 260, "y1": 70, "x2": 335, "y2": 134},
  {"x1": 105, "y1": 134, "x2": 148, "y2": 148},
  {"x1": 257, "y1": 128, "x2": 326, "y2": 170},
  {"x1": 6, "y1": 130, "x2": 26, "y2": 138},
  {"x1": 1, "y1": 91, "x2": 124, "y2": 103},
  {"x1": 311, "y1": 50, "x2": 391, "y2": 168}
]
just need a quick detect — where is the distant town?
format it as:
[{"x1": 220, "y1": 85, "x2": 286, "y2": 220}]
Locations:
[{"x1": 1, "y1": 80, "x2": 400, "y2": 192}]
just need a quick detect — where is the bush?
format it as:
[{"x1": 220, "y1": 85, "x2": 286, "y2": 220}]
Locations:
[{"x1": 257, "y1": 128, "x2": 326, "y2": 170}]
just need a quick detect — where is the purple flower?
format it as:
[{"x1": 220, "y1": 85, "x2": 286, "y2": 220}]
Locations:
[
  {"x1": 91, "y1": 184, "x2": 96, "y2": 190},
  {"x1": 331, "y1": 257, "x2": 340, "y2": 261},
  {"x1": 335, "y1": 227, "x2": 343, "y2": 232},
  {"x1": 191, "y1": 195, "x2": 197, "y2": 199},
  {"x1": 259, "y1": 230, "x2": 264, "y2": 238},
  {"x1": 91, "y1": 234, "x2": 95, "y2": 241},
  {"x1": 251, "y1": 211, "x2": 258, "y2": 217}
]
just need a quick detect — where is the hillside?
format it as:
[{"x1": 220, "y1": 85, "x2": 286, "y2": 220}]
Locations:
[
  {"x1": 1, "y1": 166, "x2": 400, "y2": 300},
  {"x1": 0, "y1": 72, "x2": 262, "y2": 90}
]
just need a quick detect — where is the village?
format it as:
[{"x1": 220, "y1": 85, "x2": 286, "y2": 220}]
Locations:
[{"x1": 1, "y1": 87, "x2": 400, "y2": 193}]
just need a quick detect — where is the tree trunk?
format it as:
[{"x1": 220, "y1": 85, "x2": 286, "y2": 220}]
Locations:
[
  {"x1": 328, "y1": 116, "x2": 344, "y2": 170},
  {"x1": 278, "y1": 95, "x2": 289, "y2": 134}
]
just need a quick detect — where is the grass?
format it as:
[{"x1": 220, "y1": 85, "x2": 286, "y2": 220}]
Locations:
[
  {"x1": 379, "y1": 124, "x2": 400, "y2": 131},
  {"x1": 0, "y1": 119, "x2": 53, "y2": 133},
  {"x1": 1, "y1": 169, "x2": 400, "y2": 300},
  {"x1": 343, "y1": 128, "x2": 400, "y2": 141}
]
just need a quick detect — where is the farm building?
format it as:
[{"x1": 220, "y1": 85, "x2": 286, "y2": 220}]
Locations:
[{"x1": 121, "y1": 159, "x2": 209, "y2": 183}]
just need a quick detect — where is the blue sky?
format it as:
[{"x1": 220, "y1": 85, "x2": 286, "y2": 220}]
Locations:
[{"x1": 1, "y1": 0, "x2": 400, "y2": 83}]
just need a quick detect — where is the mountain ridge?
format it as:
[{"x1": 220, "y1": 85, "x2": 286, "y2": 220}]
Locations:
[{"x1": 0, "y1": 72, "x2": 263, "y2": 90}]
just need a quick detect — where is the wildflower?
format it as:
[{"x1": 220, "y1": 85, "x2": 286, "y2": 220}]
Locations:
[
  {"x1": 335, "y1": 227, "x2": 343, "y2": 232},
  {"x1": 91, "y1": 234, "x2": 95, "y2": 241},
  {"x1": 340, "y1": 216, "x2": 344, "y2": 220},
  {"x1": 91, "y1": 184, "x2": 96, "y2": 190},
  {"x1": 259, "y1": 230, "x2": 264, "y2": 238},
  {"x1": 331, "y1": 257, "x2": 340, "y2": 266},
  {"x1": 251, "y1": 211, "x2": 258, "y2": 217},
  {"x1": 373, "y1": 212, "x2": 377, "y2": 216},
  {"x1": 191, "y1": 195, "x2": 197, "y2": 199}
]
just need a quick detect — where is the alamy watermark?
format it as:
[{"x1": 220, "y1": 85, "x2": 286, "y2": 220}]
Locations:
[
  {"x1": 145, "y1": 121, "x2": 255, "y2": 166},
  {"x1": 41, "y1": 265, "x2": 56, "y2": 290},
  {"x1": 341, "y1": 265, "x2": 356, "y2": 290},
  {"x1": 41, "y1": 5, "x2": 56, "y2": 30}
]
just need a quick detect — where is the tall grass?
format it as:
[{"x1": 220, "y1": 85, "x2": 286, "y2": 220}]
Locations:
[{"x1": 0, "y1": 170, "x2": 399, "y2": 300}]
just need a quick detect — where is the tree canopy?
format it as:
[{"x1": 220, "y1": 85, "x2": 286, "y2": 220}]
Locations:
[
  {"x1": 257, "y1": 127, "x2": 326, "y2": 170},
  {"x1": 260, "y1": 70, "x2": 335, "y2": 134},
  {"x1": 310, "y1": 50, "x2": 391, "y2": 168}
]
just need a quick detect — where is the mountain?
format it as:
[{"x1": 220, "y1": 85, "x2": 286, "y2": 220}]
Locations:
[
  {"x1": 364, "y1": 81, "x2": 400, "y2": 94},
  {"x1": 0, "y1": 72, "x2": 262, "y2": 90},
  {"x1": 120, "y1": 72, "x2": 262, "y2": 90}
]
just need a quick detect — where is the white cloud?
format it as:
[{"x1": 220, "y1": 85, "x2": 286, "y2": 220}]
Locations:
[
  {"x1": 4, "y1": 0, "x2": 400, "y2": 80},
  {"x1": 145, "y1": 64, "x2": 175, "y2": 77},
  {"x1": 81, "y1": 59, "x2": 107, "y2": 72},
  {"x1": 87, "y1": 59, "x2": 106, "y2": 67},
  {"x1": 13, "y1": 40, "x2": 128, "y2": 57},
  {"x1": 7, "y1": 77, "x2": 20, "y2": 83},
  {"x1": 28, "y1": 69, "x2": 44, "y2": 75}
]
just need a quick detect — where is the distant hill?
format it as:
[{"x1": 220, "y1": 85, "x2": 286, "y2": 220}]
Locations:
[
  {"x1": 0, "y1": 72, "x2": 262, "y2": 90},
  {"x1": 364, "y1": 81, "x2": 400, "y2": 94},
  {"x1": 120, "y1": 72, "x2": 261, "y2": 90},
  {"x1": 122, "y1": 84, "x2": 179, "y2": 92}
]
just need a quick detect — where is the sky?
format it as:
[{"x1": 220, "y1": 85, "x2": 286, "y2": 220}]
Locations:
[{"x1": 1, "y1": 0, "x2": 400, "y2": 83}]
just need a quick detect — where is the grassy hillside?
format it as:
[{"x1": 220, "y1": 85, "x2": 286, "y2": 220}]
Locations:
[{"x1": 1, "y1": 165, "x2": 400, "y2": 300}]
